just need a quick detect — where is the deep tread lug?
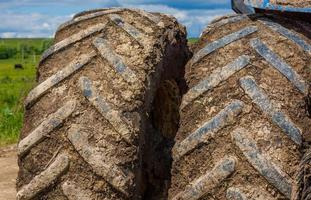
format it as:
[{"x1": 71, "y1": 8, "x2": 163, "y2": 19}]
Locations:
[
  {"x1": 67, "y1": 125, "x2": 133, "y2": 196},
  {"x1": 232, "y1": 127, "x2": 292, "y2": 198},
  {"x1": 172, "y1": 156, "x2": 237, "y2": 200},
  {"x1": 181, "y1": 55, "x2": 250, "y2": 110},
  {"x1": 240, "y1": 76, "x2": 302, "y2": 145},
  {"x1": 192, "y1": 26, "x2": 257, "y2": 64},
  {"x1": 18, "y1": 101, "x2": 76, "y2": 156},
  {"x1": 17, "y1": 153, "x2": 69, "y2": 200},
  {"x1": 250, "y1": 38, "x2": 308, "y2": 94},
  {"x1": 79, "y1": 76, "x2": 134, "y2": 144},
  {"x1": 173, "y1": 100, "x2": 244, "y2": 160}
]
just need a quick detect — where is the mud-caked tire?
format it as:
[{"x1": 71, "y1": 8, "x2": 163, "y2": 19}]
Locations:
[
  {"x1": 16, "y1": 8, "x2": 189, "y2": 200},
  {"x1": 169, "y1": 14, "x2": 311, "y2": 200}
]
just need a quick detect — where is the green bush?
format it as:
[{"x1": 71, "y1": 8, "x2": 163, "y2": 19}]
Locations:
[
  {"x1": 0, "y1": 76, "x2": 12, "y2": 84},
  {"x1": 0, "y1": 45, "x2": 18, "y2": 59},
  {"x1": 0, "y1": 39, "x2": 53, "y2": 61},
  {"x1": 40, "y1": 40, "x2": 53, "y2": 53}
]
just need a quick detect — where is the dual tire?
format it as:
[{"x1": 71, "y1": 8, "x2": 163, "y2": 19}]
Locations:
[{"x1": 17, "y1": 9, "x2": 311, "y2": 200}]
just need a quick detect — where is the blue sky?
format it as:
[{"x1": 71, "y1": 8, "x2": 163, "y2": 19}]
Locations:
[{"x1": 0, "y1": 0, "x2": 233, "y2": 38}]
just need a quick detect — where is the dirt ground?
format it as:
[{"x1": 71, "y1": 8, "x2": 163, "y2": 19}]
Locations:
[{"x1": 0, "y1": 145, "x2": 18, "y2": 200}]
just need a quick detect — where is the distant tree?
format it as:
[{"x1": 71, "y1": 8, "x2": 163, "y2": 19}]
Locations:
[
  {"x1": 19, "y1": 43, "x2": 38, "y2": 59},
  {"x1": 8, "y1": 46, "x2": 17, "y2": 58},
  {"x1": 0, "y1": 45, "x2": 17, "y2": 59},
  {"x1": 40, "y1": 40, "x2": 53, "y2": 53},
  {"x1": 0, "y1": 46, "x2": 8, "y2": 59}
]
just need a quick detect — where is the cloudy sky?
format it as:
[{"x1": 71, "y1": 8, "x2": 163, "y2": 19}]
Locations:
[{"x1": 0, "y1": 0, "x2": 233, "y2": 38}]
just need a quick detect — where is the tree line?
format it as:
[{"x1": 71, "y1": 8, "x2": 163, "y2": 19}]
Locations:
[{"x1": 0, "y1": 40, "x2": 52, "y2": 59}]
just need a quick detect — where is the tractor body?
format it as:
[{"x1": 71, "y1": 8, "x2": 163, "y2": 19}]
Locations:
[{"x1": 232, "y1": 0, "x2": 311, "y2": 19}]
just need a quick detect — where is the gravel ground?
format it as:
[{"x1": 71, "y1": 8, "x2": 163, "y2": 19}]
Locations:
[{"x1": 0, "y1": 145, "x2": 17, "y2": 200}]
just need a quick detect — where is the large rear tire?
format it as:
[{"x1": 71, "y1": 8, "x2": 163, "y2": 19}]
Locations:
[
  {"x1": 169, "y1": 14, "x2": 311, "y2": 200},
  {"x1": 16, "y1": 8, "x2": 189, "y2": 200}
]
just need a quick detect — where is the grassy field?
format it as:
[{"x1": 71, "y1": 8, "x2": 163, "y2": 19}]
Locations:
[
  {"x1": 0, "y1": 38, "x2": 52, "y2": 146},
  {"x1": 188, "y1": 38, "x2": 199, "y2": 44}
]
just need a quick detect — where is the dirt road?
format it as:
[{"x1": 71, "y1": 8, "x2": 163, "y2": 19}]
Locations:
[{"x1": 0, "y1": 145, "x2": 18, "y2": 200}]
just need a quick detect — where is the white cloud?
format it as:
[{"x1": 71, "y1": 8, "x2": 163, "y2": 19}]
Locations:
[
  {"x1": 0, "y1": 12, "x2": 70, "y2": 38},
  {"x1": 42, "y1": 23, "x2": 50, "y2": 29},
  {"x1": 1, "y1": 32, "x2": 17, "y2": 38},
  {"x1": 0, "y1": 0, "x2": 118, "y2": 8},
  {"x1": 118, "y1": 0, "x2": 230, "y2": 6},
  {"x1": 121, "y1": 4, "x2": 232, "y2": 37}
]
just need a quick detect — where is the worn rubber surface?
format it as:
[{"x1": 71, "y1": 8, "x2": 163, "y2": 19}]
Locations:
[
  {"x1": 169, "y1": 14, "x2": 311, "y2": 200},
  {"x1": 17, "y1": 8, "x2": 189, "y2": 200}
]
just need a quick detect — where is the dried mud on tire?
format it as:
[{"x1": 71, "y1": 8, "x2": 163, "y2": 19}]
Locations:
[
  {"x1": 169, "y1": 14, "x2": 311, "y2": 200},
  {"x1": 17, "y1": 8, "x2": 189, "y2": 200},
  {"x1": 16, "y1": 8, "x2": 311, "y2": 200}
]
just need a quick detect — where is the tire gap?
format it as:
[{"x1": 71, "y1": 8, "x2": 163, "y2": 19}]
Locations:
[
  {"x1": 141, "y1": 36, "x2": 192, "y2": 199},
  {"x1": 306, "y1": 89, "x2": 311, "y2": 118},
  {"x1": 142, "y1": 79, "x2": 181, "y2": 199}
]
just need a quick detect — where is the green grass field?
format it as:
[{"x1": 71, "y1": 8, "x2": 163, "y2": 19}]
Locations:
[
  {"x1": 0, "y1": 38, "x2": 52, "y2": 146},
  {"x1": 188, "y1": 38, "x2": 199, "y2": 44}
]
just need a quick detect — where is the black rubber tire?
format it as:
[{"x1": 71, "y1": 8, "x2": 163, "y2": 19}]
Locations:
[
  {"x1": 16, "y1": 8, "x2": 189, "y2": 200},
  {"x1": 169, "y1": 14, "x2": 311, "y2": 200}
]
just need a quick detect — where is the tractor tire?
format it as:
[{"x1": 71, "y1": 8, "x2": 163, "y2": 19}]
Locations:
[
  {"x1": 169, "y1": 14, "x2": 311, "y2": 200},
  {"x1": 16, "y1": 8, "x2": 189, "y2": 200}
]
